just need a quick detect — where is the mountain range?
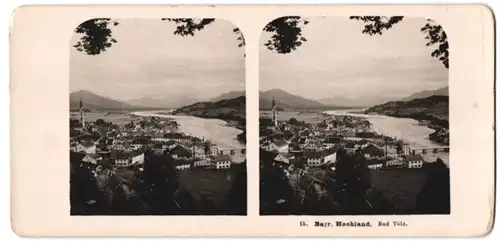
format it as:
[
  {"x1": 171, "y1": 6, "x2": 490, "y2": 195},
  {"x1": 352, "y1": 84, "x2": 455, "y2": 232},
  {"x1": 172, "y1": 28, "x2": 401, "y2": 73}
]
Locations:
[
  {"x1": 259, "y1": 89, "x2": 326, "y2": 109},
  {"x1": 400, "y1": 86, "x2": 448, "y2": 101},
  {"x1": 70, "y1": 90, "x2": 133, "y2": 110},
  {"x1": 70, "y1": 85, "x2": 449, "y2": 111}
]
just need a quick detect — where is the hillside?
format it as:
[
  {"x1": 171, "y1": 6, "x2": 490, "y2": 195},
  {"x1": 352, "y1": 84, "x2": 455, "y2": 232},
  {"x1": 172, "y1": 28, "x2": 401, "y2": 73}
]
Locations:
[
  {"x1": 208, "y1": 91, "x2": 245, "y2": 102},
  {"x1": 365, "y1": 95, "x2": 449, "y2": 128},
  {"x1": 70, "y1": 90, "x2": 133, "y2": 110},
  {"x1": 318, "y1": 96, "x2": 398, "y2": 108},
  {"x1": 259, "y1": 89, "x2": 325, "y2": 110},
  {"x1": 173, "y1": 96, "x2": 246, "y2": 126},
  {"x1": 401, "y1": 86, "x2": 448, "y2": 102}
]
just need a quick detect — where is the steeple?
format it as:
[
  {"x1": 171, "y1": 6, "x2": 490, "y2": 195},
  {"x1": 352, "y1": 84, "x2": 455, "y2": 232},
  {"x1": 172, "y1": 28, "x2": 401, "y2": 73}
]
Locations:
[
  {"x1": 271, "y1": 96, "x2": 278, "y2": 128},
  {"x1": 79, "y1": 98, "x2": 85, "y2": 128}
]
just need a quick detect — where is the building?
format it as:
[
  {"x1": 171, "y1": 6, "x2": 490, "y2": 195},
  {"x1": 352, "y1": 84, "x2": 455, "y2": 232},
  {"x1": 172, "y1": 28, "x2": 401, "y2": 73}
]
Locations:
[
  {"x1": 213, "y1": 155, "x2": 232, "y2": 169},
  {"x1": 170, "y1": 145, "x2": 192, "y2": 160},
  {"x1": 76, "y1": 141, "x2": 96, "y2": 154},
  {"x1": 268, "y1": 140, "x2": 289, "y2": 153},
  {"x1": 175, "y1": 160, "x2": 192, "y2": 171},
  {"x1": 407, "y1": 154, "x2": 424, "y2": 168},
  {"x1": 274, "y1": 153, "x2": 294, "y2": 165},
  {"x1": 305, "y1": 152, "x2": 323, "y2": 167},
  {"x1": 323, "y1": 151, "x2": 337, "y2": 164},
  {"x1": 367, "y1": 159, "x2": 384, "y2": 170},
  {"x1": 386, "y1": 158, "x2": 406, "y2": 167},
  {"x1": 130, "y1": 152, "x2": 145, "y2": 166},
  {"x1": 209, "y1": 143, "x2": 219, "y2": 156},
  {"x1": 345, "y1": 142, "x2": 356, "y2": 154},
  {"x1": 403, "y1": 143, "x2": 411, "y2": 155},
  {"x1": 152, "y1": 143, "x2": 165, "y2": 154},
  {"x1": 323, "y1": 136, "x2": 342, "y2": 149},
  {"x1": 79, "y1": 98, "x2": 85, "y2": 129},
  {"x1": 114, "y1": 154, "x2": 131, "y2": 168},
  {"x1": 361, "y1": 144, "x2": 385, "y2": 159},
  {"x1": 194, "y1": 159, "x2": 210, "y2": 167},
  {"x1": 82, "y1": 154, "x2": 102, "y2": 165},
  {"x1": 303, "y1": 139, "x2": 323, "y2": 152},
  {"x1": 271, "y1": 96, "x2": 278, "y2": 127}
]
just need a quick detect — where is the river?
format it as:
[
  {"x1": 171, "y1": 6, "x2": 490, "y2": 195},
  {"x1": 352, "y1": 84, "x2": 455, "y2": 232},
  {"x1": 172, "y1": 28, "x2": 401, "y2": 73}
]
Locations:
[
  {"x1": 325, "y1": 109, "x2": 449, "y2": 166},
  {"x1": 131, "y1": 110, "x2": 245, "y2": 151}
]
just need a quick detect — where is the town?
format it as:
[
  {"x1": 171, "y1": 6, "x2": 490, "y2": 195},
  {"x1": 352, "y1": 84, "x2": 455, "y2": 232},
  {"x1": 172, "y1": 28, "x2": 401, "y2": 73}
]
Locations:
[
  {"x1": 70, "y1": 100, "x2": 247, "y2": 215},
  {"x1": 259, "y1": 98, "x2": 450, "y2": 215}
]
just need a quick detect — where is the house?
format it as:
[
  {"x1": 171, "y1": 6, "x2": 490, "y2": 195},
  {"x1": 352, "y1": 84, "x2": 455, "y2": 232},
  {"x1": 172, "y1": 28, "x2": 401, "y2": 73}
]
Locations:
[
  {"x1": 175, "y1": 160, "x2": 192, "y2": 171},
  {"x1": 345, "y1": 142, "x2": 356, "y2": 154},
  {"x1": 193, "y1": 146, "x2": 207, "y2": 159},
  {"x1": 107, "y1": 130, "x2": 118, "y2": 138},
  {"x1": 113, "y1": 142, "x2": 130, "y2": 152},
  {"x1": 323, "y1": 151, "x2": 337, "y2": 164},
  {"x1": 298, "y1": 136, "x2": 308, "y2": 149},
  {"x1": 343, "y1": 131, "x2": 356, "y2": 140},
  {"x1": 194, "y1": 159, "x2": 210, "y2": 167},
  {"x1": 403, "y1": 143, "x2": 411, "y2": 155},
  {"x1": 152, "y1": 143, "x2": 165, "y2": 154},
  {"x1": 274, "y1": 153, "x2": 294, "y2": 165},
  {"x1": 82, "y1": 154, "x2": 102, "y2": 165},
  {"x1": 170, "y1": 145, "x2": 192, "y2": 160},
  {"x1": 384, "y1": 147, "x2": 398, "y2": 158},
  {"x1": 76, "y1": 141, "x2": 97, "y2": 154},
  {"x1": 114, "y1": 154, "x2": 131, "y2": 168},
  {"x1": 163, "y1": 132, "x2": 184, "y2": 142},
  {"x1": 304, "y1": 152, "x2": 323, "y2": 167},
  {"x1": 361, "y1": 144, "x2": 385, "y2": 159},
  {"x1": 323, "y1": 136, "x2": 342, "y2": 148},
  {"x1": 303, "y1": 139, "x2": 323, "y2": 152},
  {"x1": 386, "y1": 158, "x2": 406, "y2": 167},
  {"x1": 130, "y1": 152, "x2": 145, "y2": 166},
  {"x1": 213, "y1": 155, "x2": 232, "y2": 169},
  {"x1": 268, "y1": 140, "x2": 289, "y2": 153},
  {"x1": 209, "y1": 143, "x2": 219, "y2": 156},
  {"x1": 367, "y1": 159, "x2": 384, "y2": 170},
  {"x1": 407, "y1": 154, "x2": 424, "y2": 168},
  {"x1": 164, "y1": 140, "x2": 177, "y2": 150}
]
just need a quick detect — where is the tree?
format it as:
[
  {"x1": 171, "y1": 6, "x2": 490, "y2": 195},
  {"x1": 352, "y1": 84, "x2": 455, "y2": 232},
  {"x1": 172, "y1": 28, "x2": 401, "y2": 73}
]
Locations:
[
  {"x1": 416, "y1": 158, "x2": 450, "y2": 214},
  {"x1": 332, "y1": 149, "x2": 372, "y2": 214},
  {"x1": 73, "y1": 18, "x2": 244, "y2": 55},
  {"x1": 73, "y1": 16, "x2": 448, "y2": 69}
]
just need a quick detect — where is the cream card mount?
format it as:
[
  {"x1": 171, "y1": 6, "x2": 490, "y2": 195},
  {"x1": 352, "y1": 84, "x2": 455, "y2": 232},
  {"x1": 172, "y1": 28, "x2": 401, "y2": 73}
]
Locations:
[{"x1": 9, "y1": 5, "x2": 495, "y2": 237}]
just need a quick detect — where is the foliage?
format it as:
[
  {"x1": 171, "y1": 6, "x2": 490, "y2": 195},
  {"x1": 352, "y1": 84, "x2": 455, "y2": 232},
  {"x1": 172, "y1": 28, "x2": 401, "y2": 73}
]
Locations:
[
  {"x1": 350, "y1": 16, "x2": 448, "y2": 68},
  {"x1": 332, "y1": 149, "x2": 372, "y2": 214},
  {"x1": 262, "y1": 16, "x2": 309, "y2": 54},
  {"x1": 73, "y1": 16, "x2": 448, "y2": 68},
  {"x1": 73, "y1": 18, "x2": 118, "y2": 55}
]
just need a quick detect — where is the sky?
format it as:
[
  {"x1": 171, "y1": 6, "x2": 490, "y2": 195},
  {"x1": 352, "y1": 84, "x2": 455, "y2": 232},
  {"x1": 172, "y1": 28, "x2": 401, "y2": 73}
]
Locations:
[
  {"x1": 70, "y1": 19, "x2": 245, "y2": 101},
  {"x1": 259, "y1": 17, "x2": 449, "y2": 101}
]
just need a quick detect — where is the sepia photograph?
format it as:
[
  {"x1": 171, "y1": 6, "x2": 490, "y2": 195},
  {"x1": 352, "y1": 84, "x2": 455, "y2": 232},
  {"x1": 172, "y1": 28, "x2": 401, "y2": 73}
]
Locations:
[
  {"x1": 259, "y1": 16, "x2": 450, "y2": 215},
  {"x1": 69, "y1": 18, "x2": 247, "y2": 215}
]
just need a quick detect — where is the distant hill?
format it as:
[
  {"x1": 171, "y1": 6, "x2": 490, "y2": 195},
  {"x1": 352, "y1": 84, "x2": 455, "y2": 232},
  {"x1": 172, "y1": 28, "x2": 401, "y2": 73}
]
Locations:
[
  {"x1": 126, "y1": 96, "x2": 200, "y2": 109},
  {"x1": 208, "y1": 90, "x2": 246, "y2": 102},
  {"x1": 401, "y1": 86, "x2": 448, "y2": 102},
  {"x1": 173, "y1": 96, "x2": 246, "y2": 125},
  {"x1": 365, "y1": 95, "x2": 449, "y2": 128},
  {"x1": 70, "y1": 90, "x2": 133, "y2": 110},
  {"x1": 259, "y1": 89, "x2": 325, "y2": 110},
  {"x1": 318, "y1": 96, "x2": 399, "y2": 108}
]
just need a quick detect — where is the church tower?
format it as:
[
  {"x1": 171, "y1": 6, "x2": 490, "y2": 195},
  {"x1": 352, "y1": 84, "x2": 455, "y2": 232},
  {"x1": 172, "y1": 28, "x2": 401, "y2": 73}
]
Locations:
[
  {"x1": 271, "y1": 96, "x2": 278, "y2": 127},
  {"x1": 79, "y1": 98, "x2": 85, "y2": 128}
]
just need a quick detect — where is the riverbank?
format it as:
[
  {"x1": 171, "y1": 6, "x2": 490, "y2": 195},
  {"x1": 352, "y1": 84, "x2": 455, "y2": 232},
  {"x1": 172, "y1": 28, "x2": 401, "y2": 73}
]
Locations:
[
  {"x1": 364, "y1": 111, "x2": 449, "y2": 145},
  {"x1": 131, "y1": 111, "x2": 244, "y2": 150}
]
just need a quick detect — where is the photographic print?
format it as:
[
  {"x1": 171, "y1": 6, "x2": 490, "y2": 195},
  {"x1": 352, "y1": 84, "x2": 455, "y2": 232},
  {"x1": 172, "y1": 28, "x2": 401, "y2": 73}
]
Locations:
[
  {"x1": 259, "y1": 16, "x2": 450, "y2": 215},
  {"x1": 69, "y1": 18, "x2": 247, "y2": 215}
]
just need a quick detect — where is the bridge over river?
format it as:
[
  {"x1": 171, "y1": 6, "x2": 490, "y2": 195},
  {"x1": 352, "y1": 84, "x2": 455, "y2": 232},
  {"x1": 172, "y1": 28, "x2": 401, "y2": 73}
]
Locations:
[{"x1": 411, "y1": 146, "x2": 449, "y2": 154}]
